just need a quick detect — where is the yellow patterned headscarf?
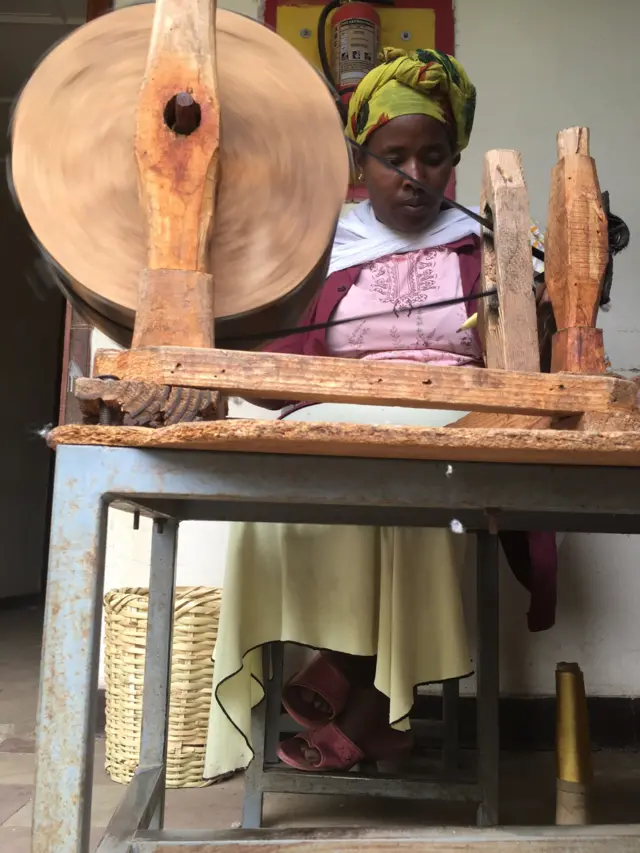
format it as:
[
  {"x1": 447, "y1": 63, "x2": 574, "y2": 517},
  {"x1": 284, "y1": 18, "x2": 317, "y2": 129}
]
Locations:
[{"x1": 346, "y1": 47, "x2": 476, "y2": 155}]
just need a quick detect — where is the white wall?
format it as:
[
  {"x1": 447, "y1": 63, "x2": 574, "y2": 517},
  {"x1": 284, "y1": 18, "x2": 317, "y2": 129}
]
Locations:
[
  {"x1": 454, "y1": 0, "x2": 640, "y2": 377},
  {"x1": 98, "y1": 0, "x2": 640, "y2": 696},
  {"x1": 452, "y1": 0, "x2": 640, "y2": 696}
]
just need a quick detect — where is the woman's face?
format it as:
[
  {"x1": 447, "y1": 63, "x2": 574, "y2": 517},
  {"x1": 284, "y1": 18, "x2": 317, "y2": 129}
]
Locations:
[{"x1": 357, "y1": 114, "x2": 457, "y2": 234}]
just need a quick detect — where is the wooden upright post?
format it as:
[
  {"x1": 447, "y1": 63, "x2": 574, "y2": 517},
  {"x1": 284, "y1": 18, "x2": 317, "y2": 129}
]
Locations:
[
  {"x1": 479, "y1": 149, "x2": 540, "y2": 374},
  {"x1": 86, "y1": 0, "x2": 225, "y2": 425},
  {"x1": 545, "y1": 127, "x2": 608, "y2": 374},
  {"x1": 455, "y1": 150, "x2": 548, "y2": 430},
  {"x1": 131, "y1": 0, "x2": 220, "y2": 351}
]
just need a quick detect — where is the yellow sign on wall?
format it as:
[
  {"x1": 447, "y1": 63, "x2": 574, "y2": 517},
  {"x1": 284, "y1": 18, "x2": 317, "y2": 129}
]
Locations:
[{"x1": 276, "y1": 5, "x2": 436, "y2": 70}]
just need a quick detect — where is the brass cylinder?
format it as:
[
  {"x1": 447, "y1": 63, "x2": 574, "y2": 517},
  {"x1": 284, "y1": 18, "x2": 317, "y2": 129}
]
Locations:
[{"x1": 555, "y1": 662, "x2": 592, "y2": 825}]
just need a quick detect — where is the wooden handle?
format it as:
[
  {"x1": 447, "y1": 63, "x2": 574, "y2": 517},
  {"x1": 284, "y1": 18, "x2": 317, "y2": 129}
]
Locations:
[
  {"x1": 479, "y1": 149, "x2": 540, "y2": 372},
  {"x1": 135, "y1": 0, "x2": 219, "y2": 273},
  {"x1": 132, "y1": 0, "x2": 219, "y2": 349},
  {"x1": 545, "y1": 127, "x2": 608, "y2": 373}
]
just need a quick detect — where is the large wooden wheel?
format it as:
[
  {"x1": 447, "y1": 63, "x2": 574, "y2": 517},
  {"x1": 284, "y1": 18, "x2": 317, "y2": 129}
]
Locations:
[{"x1": 11, "y1": 3, "x2": 349, "y2": 346}]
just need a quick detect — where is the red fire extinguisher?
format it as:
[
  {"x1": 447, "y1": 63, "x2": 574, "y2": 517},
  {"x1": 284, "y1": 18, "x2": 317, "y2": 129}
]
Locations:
[{"x1": 317, "y1": 0, "x2": 392, "y2": 121}]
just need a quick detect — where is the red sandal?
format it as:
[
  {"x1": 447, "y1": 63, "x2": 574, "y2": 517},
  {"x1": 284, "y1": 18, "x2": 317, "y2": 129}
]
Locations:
[
  {"x1": 276, "y1": 721, "x2": 413, "y2": 772},
  {"x1": 282, "y1": 652, "x2": 350, "y2": 729}
]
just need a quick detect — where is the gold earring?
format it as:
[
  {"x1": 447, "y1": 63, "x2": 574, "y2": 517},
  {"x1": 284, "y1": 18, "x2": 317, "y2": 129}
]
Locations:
[{"x1": 358, "y1": 172, "x2": 364, "y2": 181}]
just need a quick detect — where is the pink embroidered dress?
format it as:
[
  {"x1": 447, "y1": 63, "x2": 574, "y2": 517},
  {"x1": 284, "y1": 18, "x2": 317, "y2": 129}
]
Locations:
[{"x1": 326, "y1": 247, "x2": 482, "y2": 366}]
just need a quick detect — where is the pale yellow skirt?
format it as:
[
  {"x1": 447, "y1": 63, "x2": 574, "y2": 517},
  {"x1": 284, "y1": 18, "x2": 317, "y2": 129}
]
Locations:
[{"x1": 203, "y1": 405, "x2": 472, "y2": 779}]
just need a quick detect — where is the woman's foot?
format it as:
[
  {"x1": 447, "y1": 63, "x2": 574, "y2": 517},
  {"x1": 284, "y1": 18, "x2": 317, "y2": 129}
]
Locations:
[
  {"x1": 278, "y1": 686, "x2": 412, "y2": 771},
  {"x1": 297, "y1": 686, "x2": 331, "y2": 717},
  {"x1": 298, "y1": 685, "x2": 387, "y2": 764},
  {"x1": 282, "y1": 651, "x2": 376, "y2": 728}
]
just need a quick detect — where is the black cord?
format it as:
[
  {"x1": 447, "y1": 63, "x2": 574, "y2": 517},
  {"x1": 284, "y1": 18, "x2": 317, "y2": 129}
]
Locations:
[
  {"x1": 219, "y1": 287, "x2": 497, "y2": 346},
  {"x1": 218, "y1": 143, "x2": 547, "y2": 346},
  {"x1": 221, "y1": 133, "x2": 632, "y2": 346},
  {"x1": 23, "y1": 65, "x2": 626, "y2": 348},
  {"x1": 346, "y1": 139, "x2": 546, "y2": 263},
  {"x1": 218, "y1": 143, "x2": 544, "y2": 346}
]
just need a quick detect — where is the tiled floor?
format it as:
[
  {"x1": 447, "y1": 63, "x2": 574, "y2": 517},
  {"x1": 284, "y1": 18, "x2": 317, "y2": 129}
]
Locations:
[{"x1": 2, "y1": 605, "x2": 640, "y2": 852}]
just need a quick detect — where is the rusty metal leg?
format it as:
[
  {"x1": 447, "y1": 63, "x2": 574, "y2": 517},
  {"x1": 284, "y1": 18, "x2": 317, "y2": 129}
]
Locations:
[
  {"x1": 264, "y1": 642, "x2": 284, "y2": 765},
  {"x1": 242, "y1": 645, "x2": 270, "y2": 829},
  {"x1": 139, "y1": 518, "x2": 178, "y2": 829},
  {"x1": 442, "y1": 678, "x2": 460, "y2": 775},
  {"x1": 32, "y1": 446, "x2": 108, "y2": 853},
  {"x1": 99, "y1": 517, "x2": 179, "y2": 852},
  {"x1": 476, "y1": 531, "x2": 500, "y2": 827}
]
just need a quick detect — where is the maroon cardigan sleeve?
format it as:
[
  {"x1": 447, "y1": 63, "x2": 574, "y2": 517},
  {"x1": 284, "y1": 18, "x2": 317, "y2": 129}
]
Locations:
[
  {"x1": 262, "y1": 265, "x2": 362, "y2": 357},
  {"x1": 253, "y1": 266, "x2": 363, "y2": 409}
]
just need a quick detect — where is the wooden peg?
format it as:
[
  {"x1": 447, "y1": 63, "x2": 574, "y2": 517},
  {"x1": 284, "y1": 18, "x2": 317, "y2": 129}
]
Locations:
[
  {"x1": 545, "y1": 127, "x2": 608, "y2": 373},
  {"x1": 556, "y1": 126, "x2": 590, "y2": 158},
  {"x1": 132, "y1": 0, "x2": 219, "y2": 349},
  {"x1": 479, "y1": 149, "x2": 540, "y2": 373}
]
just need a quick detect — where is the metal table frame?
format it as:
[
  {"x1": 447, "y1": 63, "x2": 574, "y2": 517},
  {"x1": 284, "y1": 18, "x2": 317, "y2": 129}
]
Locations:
[{"x1": 33, "y1": 445, "x2": 640, "y2": 853}]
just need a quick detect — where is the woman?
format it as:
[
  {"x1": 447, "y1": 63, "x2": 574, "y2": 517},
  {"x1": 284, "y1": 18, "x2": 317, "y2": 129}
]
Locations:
[{"x1": 204, "y1": 48, "x2": 556, "y2": 777}]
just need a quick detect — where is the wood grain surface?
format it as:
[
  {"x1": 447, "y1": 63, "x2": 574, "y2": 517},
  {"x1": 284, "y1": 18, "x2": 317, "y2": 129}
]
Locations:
[
  {"x1": 47, "y1": 419, "x2": 640, "y2": 467},
  {"x1": 479, "y1": 149, "x2": 539, "y2": 373},
  {"x1": 93, "y1": 346, "x2": 638, "y2": 416},
  {"x1": 476, "y1": 149, "x2": 543, "y2": 431},
  {"x1": 545, "y1": 127, "x2": 608, "y2": 373}
]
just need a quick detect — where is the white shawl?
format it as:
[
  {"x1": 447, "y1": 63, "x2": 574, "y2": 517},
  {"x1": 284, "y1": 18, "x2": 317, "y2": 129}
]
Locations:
[{"x1": 328, "y1": 200, "x2": 481, "y2": 276}]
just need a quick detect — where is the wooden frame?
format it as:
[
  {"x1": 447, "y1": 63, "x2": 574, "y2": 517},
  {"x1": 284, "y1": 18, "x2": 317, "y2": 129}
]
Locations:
[
  {"x1": 55, "y1": 2, "x2": 635, "y2": 454},
  {"x1": 60, "y1": 90, "x2": 639, "y2": 465}
]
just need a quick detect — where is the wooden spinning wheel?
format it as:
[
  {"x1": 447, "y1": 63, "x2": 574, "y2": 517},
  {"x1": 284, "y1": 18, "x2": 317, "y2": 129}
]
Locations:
[
  {"x1": 11, "y1": 1, "x2": 349, "y2": 352},
  {"x1": 17, "y1": 7, "x2": 640, "y2": 852},
  {"x1": 10, "y1": 0, "x2": 640, "y2": 451}
]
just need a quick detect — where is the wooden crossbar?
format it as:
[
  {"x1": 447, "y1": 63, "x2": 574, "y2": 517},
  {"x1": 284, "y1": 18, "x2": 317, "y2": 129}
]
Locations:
[
  {"x1": 46, "y1": 420, "x2": 640, "y2": 466},
  {"x1": 92, "y1": 347, "x2": 636, "y2": 417}
]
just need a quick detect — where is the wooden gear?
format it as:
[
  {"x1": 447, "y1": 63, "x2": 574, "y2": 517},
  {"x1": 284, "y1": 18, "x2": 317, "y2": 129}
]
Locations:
[{"x1": 11, "y1": 0, "x2": 640, "y2": 455}]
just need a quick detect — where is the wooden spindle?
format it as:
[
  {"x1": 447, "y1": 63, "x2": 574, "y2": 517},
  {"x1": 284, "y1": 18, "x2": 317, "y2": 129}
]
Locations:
[{"x1": 545, "y1": 127, "x2": 608, "y2": 374}]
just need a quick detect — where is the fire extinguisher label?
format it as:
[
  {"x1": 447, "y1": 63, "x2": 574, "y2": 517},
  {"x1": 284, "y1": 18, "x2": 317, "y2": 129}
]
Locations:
[{"x1": 332, "y1": 18, "x2": 378, "y2": 86}]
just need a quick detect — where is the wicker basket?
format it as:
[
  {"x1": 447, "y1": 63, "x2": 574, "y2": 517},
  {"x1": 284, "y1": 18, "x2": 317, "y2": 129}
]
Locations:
[{"x1": 104, "y1": 586, "x2": 221, "y2": 788}]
